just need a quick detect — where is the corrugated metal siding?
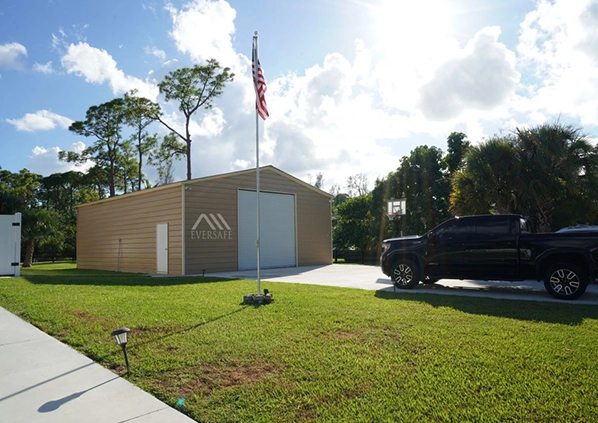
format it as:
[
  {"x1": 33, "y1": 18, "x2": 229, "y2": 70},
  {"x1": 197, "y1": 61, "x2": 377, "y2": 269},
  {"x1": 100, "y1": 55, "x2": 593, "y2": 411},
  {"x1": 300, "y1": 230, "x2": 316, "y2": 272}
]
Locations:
[
  {"x1": 184, "y1": 168, "x2": 331, "y2": 273},
  {"x1": 76, "y1": 167, "x2": 331, "y2": 275},
  {"x1": 184, "y1": 178, "x2": 239, "y2": 274},
  {"x1": 297, "y1": 190, "x2": 333, "y2": 266},
  {"x1": 77, "y1": 186, "x2": 183, "y2": 274}
]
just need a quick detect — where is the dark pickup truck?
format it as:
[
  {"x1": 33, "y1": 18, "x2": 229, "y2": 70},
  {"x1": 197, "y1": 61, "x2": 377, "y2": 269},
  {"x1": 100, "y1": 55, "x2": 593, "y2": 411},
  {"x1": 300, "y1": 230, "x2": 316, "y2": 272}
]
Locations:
[{"x1": 380, "y1": 214, "x2": 598, "y2": 300}]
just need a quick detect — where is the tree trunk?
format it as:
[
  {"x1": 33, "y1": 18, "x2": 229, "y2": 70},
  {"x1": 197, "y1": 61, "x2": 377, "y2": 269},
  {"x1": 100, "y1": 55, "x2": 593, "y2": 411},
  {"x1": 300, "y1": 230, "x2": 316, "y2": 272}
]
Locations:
[
  {"x1": 186, "y1": 139, "x2": 192, "y2": 180},
  {"x1": 138, "y1": 146, "x2": 143, "y2": 191},
  {"x1": 22, "y1": 239, "x2": 35, "y2": 267},
  {"x1": 109, "y1": 161, "x2": 116, "y2": 197},
  {"x1": 535, "y1": 197, "x2": 554, "y2": 233}
]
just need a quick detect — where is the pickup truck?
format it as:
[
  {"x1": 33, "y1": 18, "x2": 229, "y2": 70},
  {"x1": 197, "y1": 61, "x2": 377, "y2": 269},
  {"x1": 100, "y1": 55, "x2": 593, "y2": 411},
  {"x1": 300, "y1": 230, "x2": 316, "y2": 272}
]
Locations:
[{"x1": 380, "y1": 214, "x2": 598, "y2": 300}]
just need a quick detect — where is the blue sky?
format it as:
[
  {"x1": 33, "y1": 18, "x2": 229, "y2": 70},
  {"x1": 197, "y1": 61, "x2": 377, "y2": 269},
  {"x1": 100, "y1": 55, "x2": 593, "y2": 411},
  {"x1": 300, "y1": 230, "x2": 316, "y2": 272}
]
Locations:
[{"x1": 1, "y1": 0, "x2": 597, "y2": 191}]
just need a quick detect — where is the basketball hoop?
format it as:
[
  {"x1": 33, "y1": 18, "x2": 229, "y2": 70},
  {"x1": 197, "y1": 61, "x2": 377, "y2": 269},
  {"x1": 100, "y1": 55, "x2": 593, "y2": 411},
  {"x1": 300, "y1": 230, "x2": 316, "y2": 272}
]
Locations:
[{"x1": 387, "y1": 198, "x2": 406, "y2": 219}]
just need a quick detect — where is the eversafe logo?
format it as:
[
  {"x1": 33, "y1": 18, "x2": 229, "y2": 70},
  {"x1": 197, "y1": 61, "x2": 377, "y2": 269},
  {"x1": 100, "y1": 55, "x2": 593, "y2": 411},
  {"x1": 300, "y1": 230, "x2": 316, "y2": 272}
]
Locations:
[{"x1": 190, "y1": 213, "x2": 233, "y2": 240}]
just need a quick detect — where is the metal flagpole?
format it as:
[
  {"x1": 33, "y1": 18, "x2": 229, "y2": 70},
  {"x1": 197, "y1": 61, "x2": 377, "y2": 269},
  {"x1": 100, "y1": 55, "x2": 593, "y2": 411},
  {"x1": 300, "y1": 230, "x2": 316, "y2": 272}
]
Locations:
[
  {"x1": 253, "y1": 31, "x2": 261, "y2": 295},
  {"x1": 245, "y1": 30, "x2": 268, "y2": 305}
]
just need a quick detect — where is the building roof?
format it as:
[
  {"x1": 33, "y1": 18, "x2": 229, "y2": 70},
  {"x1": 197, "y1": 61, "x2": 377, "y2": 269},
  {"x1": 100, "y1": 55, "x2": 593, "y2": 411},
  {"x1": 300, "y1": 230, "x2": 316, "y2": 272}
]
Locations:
[{"x1": 77, "y1": 165, "x2": 333, "y2": 208}]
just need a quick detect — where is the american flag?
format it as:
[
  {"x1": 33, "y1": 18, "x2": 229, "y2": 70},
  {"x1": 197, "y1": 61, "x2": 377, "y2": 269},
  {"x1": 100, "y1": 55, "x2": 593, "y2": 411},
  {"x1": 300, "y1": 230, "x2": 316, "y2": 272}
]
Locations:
[{"x1": 252, "y1": 37, "x2": 269, "y2": 120}]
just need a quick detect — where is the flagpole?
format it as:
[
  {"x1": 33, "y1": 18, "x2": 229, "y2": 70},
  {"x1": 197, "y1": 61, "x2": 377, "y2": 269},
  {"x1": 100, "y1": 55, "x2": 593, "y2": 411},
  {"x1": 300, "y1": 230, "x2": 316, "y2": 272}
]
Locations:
[{"x1": 254, "y1": 31, "x2": 261, "y2": 295}]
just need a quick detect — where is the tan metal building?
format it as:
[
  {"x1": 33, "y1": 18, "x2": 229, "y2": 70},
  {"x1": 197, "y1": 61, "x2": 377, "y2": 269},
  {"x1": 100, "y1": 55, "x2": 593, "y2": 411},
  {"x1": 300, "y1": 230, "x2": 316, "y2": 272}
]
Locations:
[{"x1": 77, "y1": 166, "x2": 333, "y2": 275}]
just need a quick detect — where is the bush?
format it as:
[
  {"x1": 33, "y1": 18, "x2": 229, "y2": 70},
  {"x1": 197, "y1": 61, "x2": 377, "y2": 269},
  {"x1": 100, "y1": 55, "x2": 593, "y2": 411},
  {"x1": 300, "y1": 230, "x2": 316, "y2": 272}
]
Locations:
[{"x1": 334, "y1": 249, "x2": 378, "y2": 264}]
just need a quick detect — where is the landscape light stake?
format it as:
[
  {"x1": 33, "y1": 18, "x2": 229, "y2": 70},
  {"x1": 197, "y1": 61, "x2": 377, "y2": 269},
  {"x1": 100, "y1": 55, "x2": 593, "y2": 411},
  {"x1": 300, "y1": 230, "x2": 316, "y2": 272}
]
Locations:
[{"x1": 111, "y1": 327, "x2": 131, "y2": 374}]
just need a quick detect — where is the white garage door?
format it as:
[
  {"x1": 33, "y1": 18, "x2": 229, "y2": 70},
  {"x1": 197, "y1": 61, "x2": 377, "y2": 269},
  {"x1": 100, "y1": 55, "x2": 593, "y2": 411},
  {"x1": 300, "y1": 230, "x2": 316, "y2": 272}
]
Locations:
[{"x1": 238, "y1": 190, "x2": 296, "y2": 270}]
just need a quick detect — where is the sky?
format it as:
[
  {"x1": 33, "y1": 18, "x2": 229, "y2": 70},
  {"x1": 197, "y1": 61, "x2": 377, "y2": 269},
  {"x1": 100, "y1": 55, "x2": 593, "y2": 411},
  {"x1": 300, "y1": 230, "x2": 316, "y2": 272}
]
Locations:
[{"x1": 1, "y1": 0, "x2": 598, "y2": 193}]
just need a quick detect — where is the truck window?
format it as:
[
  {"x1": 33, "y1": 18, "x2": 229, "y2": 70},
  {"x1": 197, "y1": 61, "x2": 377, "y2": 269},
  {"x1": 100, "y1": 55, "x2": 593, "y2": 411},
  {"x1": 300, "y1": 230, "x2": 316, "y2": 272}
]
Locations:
[
  {"x1": 435, "y1": 219, "x2": 471, "y2": 239},
  {"x1": 472, "y1": 217, "x2": 511, "y2": 237}
]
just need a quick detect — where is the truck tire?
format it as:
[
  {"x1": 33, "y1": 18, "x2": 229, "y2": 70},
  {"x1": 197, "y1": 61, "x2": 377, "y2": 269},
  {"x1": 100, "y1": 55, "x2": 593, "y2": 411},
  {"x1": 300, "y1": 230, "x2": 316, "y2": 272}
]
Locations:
[
  {"x1": 543, "y1": 263, "x2": 588, "y2": 300},
  {"x1": 391, "y1": 260, "x2": 420, "y2": 289}
]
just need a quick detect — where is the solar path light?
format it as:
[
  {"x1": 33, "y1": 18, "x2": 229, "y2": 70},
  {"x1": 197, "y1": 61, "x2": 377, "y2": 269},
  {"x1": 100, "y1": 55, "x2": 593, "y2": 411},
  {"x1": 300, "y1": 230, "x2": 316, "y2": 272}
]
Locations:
[{"x1": 111, "y1": 327, "x2": 130, "y2": 374}]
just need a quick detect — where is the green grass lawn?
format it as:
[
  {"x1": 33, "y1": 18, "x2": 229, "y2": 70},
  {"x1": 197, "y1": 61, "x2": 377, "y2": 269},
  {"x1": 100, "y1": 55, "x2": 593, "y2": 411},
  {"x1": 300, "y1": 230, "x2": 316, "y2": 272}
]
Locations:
[{"x1": 1, "y1": 263, "x2": 598, "y2": 422}]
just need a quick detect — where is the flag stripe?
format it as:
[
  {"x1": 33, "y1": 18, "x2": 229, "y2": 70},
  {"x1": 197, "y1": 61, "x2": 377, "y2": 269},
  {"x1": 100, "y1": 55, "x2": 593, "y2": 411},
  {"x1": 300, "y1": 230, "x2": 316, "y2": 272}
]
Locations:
[{"x1": 252, "y1": 38, "x2": 269, "y2": 120}]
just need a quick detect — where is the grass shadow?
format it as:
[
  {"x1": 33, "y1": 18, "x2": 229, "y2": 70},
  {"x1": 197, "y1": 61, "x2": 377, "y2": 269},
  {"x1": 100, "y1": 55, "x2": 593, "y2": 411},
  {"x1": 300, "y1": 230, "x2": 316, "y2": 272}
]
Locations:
[
  {"x1": 374, "y1": 289, "x2": 598, "y2": 325},
  {"x1": 128, "y1": 307, "x2": 248, "y2": 351},
  {"x1": 21, "y1": 268, "x2": 240, "y2": 287}
]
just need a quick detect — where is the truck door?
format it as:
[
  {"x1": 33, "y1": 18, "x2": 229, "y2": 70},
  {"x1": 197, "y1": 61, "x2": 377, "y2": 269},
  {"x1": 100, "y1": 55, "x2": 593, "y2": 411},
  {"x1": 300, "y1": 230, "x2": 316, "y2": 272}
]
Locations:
[
  {"x1": 426, "y1": 216, "x2": 519, "y2": 280},
  {"x1": 465, "y1": 216, "x2": 519, "y2": 279},
  {"x1": 426, "y1": 218, "x2": 473, "y2": 279}
]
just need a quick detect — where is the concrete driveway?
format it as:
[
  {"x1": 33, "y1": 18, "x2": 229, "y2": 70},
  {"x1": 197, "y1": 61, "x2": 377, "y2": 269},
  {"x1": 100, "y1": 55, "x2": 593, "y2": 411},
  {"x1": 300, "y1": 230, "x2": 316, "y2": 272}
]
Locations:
[{"x1": 207, "y1": 263, "x2": 598, "y2": 304}]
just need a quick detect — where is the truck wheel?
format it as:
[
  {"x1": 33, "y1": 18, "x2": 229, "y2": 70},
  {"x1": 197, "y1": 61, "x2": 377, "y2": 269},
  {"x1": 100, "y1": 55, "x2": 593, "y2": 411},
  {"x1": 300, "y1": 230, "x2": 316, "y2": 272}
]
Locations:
[
  {"x1": 543, "y1": 263, "x2": 588, "y2": 300},
  {"x1": 391, "y1": 260, "x2": 420, "y2": 289}
]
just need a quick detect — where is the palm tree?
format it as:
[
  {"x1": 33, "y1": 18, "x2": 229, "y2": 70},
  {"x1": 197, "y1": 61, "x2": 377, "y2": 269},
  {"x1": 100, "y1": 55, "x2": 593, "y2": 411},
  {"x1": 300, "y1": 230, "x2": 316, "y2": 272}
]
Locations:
[
  {"x1": 514, "y1": 123, "x2": 596, "y2": 232},
  {"x1": 450, "y1": 137, "x2": 521, "y2": 215}
]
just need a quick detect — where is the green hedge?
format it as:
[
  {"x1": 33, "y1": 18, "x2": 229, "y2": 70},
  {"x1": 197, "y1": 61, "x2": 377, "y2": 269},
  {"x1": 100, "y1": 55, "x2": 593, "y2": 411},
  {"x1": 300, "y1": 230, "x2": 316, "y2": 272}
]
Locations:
[{"x1": 334, "y1": 249, "x2": 378, "y2": 264}]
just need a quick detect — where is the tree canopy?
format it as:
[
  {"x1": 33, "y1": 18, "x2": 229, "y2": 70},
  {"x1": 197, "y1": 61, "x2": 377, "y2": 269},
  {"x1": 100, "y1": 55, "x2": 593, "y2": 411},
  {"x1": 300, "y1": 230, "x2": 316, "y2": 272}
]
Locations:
[
  {"x1": 332, "y1": 122, "x2": 598, "y2": 255},
  {"x1": 155, "y1": 60, "x2": 235, "y2": 180},
  {"x1": 123, "y1": 90, "x2": 161, "y2": 191},
  {"x1": 63, "y1": 98, "x2": 127, "y2": 197},
  {"x1": 450, "y1": 123, "x2": 598, "y2": 232}
]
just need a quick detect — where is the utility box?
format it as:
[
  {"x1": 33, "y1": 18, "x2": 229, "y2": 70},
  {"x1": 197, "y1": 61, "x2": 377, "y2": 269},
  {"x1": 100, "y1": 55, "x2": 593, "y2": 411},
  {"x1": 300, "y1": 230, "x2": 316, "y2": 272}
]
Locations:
[{"x1": 0, "y1": 213, "x2": 22, "y2": 276}]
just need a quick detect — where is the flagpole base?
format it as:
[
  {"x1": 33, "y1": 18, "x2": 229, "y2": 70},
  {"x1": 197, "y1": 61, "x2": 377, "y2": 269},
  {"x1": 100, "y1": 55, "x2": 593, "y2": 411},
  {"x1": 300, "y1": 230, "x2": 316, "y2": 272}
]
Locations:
[{"x1": 243, "y1": 292, "x2": 273, "y2": 305}]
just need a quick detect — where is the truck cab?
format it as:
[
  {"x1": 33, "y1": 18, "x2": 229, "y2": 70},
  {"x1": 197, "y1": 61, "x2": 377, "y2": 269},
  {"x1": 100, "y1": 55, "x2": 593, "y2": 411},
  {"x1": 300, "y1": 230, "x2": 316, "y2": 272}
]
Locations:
[{"x1": 424, "y1": 214, "x2": 524, "y2": 280}]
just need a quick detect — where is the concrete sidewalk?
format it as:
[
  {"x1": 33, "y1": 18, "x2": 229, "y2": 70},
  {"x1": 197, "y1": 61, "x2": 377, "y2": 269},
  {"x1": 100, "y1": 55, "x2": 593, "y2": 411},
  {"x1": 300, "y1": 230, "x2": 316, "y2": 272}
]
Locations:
[{"x1": 0, "y1": 306, "x2": 195, "y2": 423}]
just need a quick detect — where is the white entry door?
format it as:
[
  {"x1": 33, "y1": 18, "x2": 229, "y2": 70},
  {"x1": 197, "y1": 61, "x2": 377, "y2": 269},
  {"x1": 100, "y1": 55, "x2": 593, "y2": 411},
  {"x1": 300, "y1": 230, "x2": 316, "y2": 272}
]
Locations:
[
  {"x1": 156, "y1": 223, "x2": 168, "y2": 274},
  {"x1": 0, "y1": 213, "x2": 21, "y2": 276}
]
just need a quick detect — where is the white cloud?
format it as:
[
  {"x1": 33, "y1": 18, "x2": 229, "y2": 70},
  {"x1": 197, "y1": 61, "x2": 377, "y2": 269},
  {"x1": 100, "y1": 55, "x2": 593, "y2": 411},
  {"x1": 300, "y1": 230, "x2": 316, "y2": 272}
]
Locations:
[
  {"x1": 152, "y1": 1, "x2": 407, "y2": 188},
  {"x1": 264, "y1": 122, "x2": 326, "y2": 173},
  {"x1": 51, "y1": 31, "x2": 66, "y2": 51},
  {"x1": 6, "y1": 110, "x2": 73, "y2": 132},
  {"x1": 419, "y1": 27, "x2": 520, "y2": 121},
  {"x1": 28, "y1": 142, "x2": 93, "y2": 176},
  {"x1": 33, "y1": 61, "x2": 54, "y2": 74},
  {"x1": 174, "y1": 29, "x2": 474, "y2": 190},
  {"x1": 176, "y1": 41, "x2": 415, "y2": 190},
  {"x1": 0, "y1": 42, "x2": 27, "y2": 69},
  {"x1": 578, "y1": 2, "x2": 598, "y2": 64},
  {"x1": 165, "y1": 0, "x2": 243, "y2": 72},
  {"x1": 61, "y1": 42, "x2": 159, "y2": 100},
  {"x1": 517, "y1": 0, "x2": 598, "y2": 126},
  {"x1": 162, "y1": 58, "x2": 179, "y2": 68},
  {"x1": 145, "y1": 46, "x2": 166, "y2": 61},
  {"x1": 195, "y1": 107, "x2": 226, "y2": 137},
  {"x1": 158, "y1": 106, "x2": 227, "y2": 141}
]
